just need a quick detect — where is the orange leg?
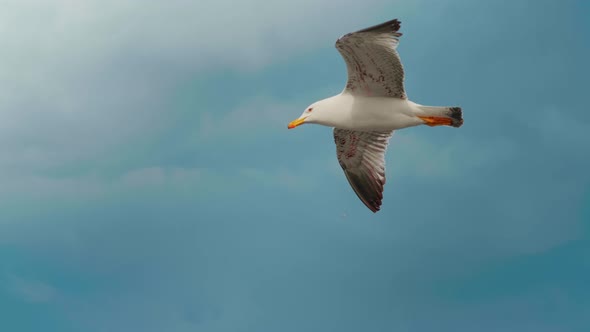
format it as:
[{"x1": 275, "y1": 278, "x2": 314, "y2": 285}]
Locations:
[{"x1": 417, "y1": 116, "x2": 453, "y2": 127}]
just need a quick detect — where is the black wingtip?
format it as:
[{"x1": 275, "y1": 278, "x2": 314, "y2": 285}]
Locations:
[
  {"x1": 342, "y1": 171, "x2": 384, "y2": 214},
  {"x1": 355, "y1": 18, "x2": 402, "y2": 35},
  {"x1": 449, "y1": 107, "x2": 463, "y2": 128},
  {"x1": 365, "y1": 200, "x2": 381, "y2": 213},
  {"x1": 392, "y1": 19, "x2": 401, "y2": 32}
]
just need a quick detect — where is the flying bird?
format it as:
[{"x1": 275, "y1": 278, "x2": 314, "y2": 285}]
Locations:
[{"x1": 288, "y1": 19, "x2": 463, "y2": 213}]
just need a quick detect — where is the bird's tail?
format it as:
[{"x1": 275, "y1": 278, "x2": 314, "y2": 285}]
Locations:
[{"x1": 416, "y1": 106, "x2": 463, "y2": 128}]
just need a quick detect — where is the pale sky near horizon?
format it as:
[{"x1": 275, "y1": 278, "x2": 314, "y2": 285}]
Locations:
[{"x1": 1, "y1": 1, "x2": 589, "y2": 331}]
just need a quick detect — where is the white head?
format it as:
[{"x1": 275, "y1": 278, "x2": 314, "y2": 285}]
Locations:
[{"x1": 287, "y1": 99, "x2": 334, "y2": 129}]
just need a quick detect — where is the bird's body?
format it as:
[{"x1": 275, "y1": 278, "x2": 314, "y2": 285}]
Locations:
[
  {"x1": 288, "y1": 18, "x2": 463, "y2": 213},
  {"x1": 305, "y1": 94, "x2": 428, "y2": 131}
]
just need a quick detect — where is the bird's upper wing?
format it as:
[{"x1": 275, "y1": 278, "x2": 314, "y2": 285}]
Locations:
[
  {"x1": 335, "y1": 18, "x2": 406, "y2": 99},
  {"x1": 334, "y1": 128, "x2": 393, "y2": 213}
]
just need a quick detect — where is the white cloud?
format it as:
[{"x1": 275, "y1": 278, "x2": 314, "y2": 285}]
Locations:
[
  {"x1": 0, "y1": 0, "x2": 400, "y2": 79},
  {"x1": 5, "y1": 274, "x2": 57, "y2": 303},
  {"x1": 119, "y1": 166, "x2": 206, "y2": 188},
  {"x1": 388, "y1": 131, "x2": 517, "y2": 179},
  {"x1": 240, "y1": 167, "x2": 317, "y2": 191},
  {"x1": 195, "y1": 95, "x2": 298, "y2": 143},
  {"x1": 0, "y1": 0, "x2": 408, "y2": 181},
  {"x1": 527, "y1": 107, "x2": 590, "y2": 144},
  {"x1": 0, "y1": 3, "x2": 587, "y2": 331}
]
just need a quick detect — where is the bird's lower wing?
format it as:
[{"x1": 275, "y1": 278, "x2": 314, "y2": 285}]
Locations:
[{"x1": 334, "y1": 128, "x2": 393, "y2": 213}]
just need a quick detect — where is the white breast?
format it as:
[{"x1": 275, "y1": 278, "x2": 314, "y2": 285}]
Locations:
[{"x1": 332, "y1": 94, "x2": 422, "y2": 131}]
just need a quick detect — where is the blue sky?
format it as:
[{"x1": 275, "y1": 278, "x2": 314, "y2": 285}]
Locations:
[{"x1": 1, "y1": 0, "x2": 589, "y2": 331}]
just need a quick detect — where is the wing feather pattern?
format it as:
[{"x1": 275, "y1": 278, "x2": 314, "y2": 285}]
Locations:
[
  {"x1": 335, "y1": 18, "x2": 406, "y2": 98},
  {"x1": 334, "y1": 128, "x2": 393, "y2": 213}
]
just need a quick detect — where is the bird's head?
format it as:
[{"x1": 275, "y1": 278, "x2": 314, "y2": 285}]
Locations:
[{"x1": 288, "y1": 100, "x2": 331, "y2": 129}]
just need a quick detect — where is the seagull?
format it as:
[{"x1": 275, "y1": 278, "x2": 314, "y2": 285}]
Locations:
[{"x1": 288, "y1": 19, "x2": 463, "y2": 213}]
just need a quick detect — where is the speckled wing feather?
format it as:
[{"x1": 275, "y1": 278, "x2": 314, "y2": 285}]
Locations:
[
  {"x1": 334, "y1": 128, "x2": 393, "y2": 213},
  {"x1": 335, "y1": 18, "x2": 406, "y2": 99}
]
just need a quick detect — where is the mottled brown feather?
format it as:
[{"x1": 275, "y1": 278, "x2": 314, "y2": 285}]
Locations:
[
  {"x1": 335, "y1": 18, "x2": 406, "y2": 99},
  {"x1": 334, "y1": 128, "x2": 393, "y2": 213}
]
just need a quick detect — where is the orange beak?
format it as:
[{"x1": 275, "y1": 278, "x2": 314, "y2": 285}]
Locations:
[{"x1": 288, "y1": 117, "x2": 306, "y2": 129}]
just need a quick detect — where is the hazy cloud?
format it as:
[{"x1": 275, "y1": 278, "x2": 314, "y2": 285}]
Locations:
[
  {"x1": 5, "y1": 274, "x2": 57, "y2": 304},
  {"x1": 0, "y1": 1, "x2": 588, "y2": 331}
]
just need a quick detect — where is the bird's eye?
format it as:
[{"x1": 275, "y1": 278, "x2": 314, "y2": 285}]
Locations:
[{"x1": 307, "y1": 108, "x2": 313, "y2": 112}]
